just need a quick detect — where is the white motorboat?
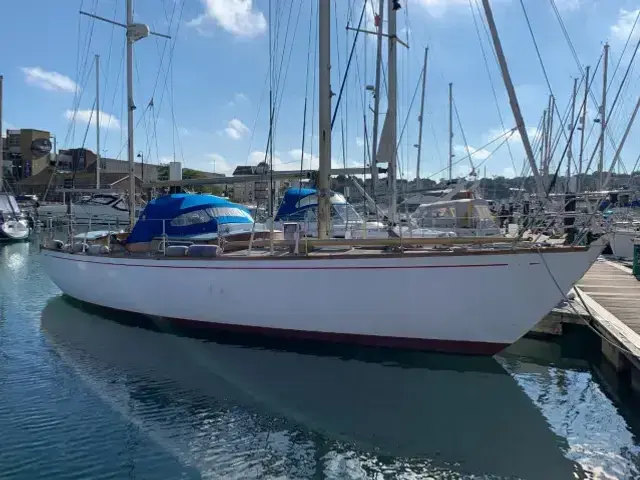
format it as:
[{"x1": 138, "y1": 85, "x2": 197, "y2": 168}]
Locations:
[
  {"x1": 37, "y1": 193, "x2": 142, "y2": 226},
  {"x1": 609, "y1": 229, "x2": 638, "y2": 260},
  {"x1": 271, "y1": 187, "x2": 397, "y2": 239},
  {"x1": 0, "y1": 193, "x2": 31, "y2": 242}
]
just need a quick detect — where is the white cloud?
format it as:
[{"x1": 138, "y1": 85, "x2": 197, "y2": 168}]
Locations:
[
  {"x1": 21, "y1": 67, "x2": 79, "y2": 93},
  {"x1": 178, "y1": 126, "x2": 191, "y2": 136},
  {"x1": 1, "y1": 122, "x2": 16, "y2": 135},
  {"x1": 187, "y1": 0, "x2": 266, "y2": 38},
  {"x1": 207, "y1": 153, "x2": 234, "y2": 174},
  {"x1": 289, "y1": 149, "x2": 319, "y2": 170},
  {"x1": 234, "y1": 92, "x2": 248, "y2": 103},
  {"x1": 224, "y1": 118, "x2": 249, "y2": 140},
  {"x1": 554, "y1": 0, "x2": 582, "y2": 12},
  {"x1": 227, "y1": 92, "x2": 250, "y2": 107},
  {"x1": 611, "y1": 9, "x2": 640, "y2": 42},
  {"x1": 484, "y1": 126, "x2": 539, "y2": 145},
  {"x1": 454, "y1": 144, "x2": 491, "y2": 161},
  {"x1": 64, "y1": 109, "x2": 120, "y2": 129},
  {"x1": 249, "y1": 150, "x2": 283, "y2": 167},
  {"x1": 355, "y1": 137, "x2": 365, "y2": 148},
  {"x1": 363, "y1": 0, "x2": 377, "y2": 30},
  {"x1": 289, "y1": 149, "x2": 344, "y2": 169}
]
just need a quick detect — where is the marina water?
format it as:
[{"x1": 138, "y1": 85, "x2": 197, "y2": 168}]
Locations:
[{"x1": 2, "y1": 239, "x2": 640, "y2": 479}]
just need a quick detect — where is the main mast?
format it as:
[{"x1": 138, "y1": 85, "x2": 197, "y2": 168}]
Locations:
[
  {"x1": 598, "y1": 43, "x2": 608, "y2": 191},
  {"x1": 387, "y1": 0, "x2": 398, "y2": 224},
  {"x1": 416, "y1": 47, "x2": 428, "y2": 190},
  {"x1": 480, "y1": 0, "x2": 545, "y2": 199},
  {"x1": 317, "y1": 0, "x2": 332, "y2": 239},
  {"x1": 370, "y1": 0, "x2": 384, "y2": 195},
  {"x1": 95, "y1": 54, "x2": 101, "y2": 189},
  {"x1": 577, "y1": 66, "x2": 589, "y2": 193},
  {"x1": 567, "y1": 78, "x2": 577, "y2": 192},
  {"x1": 126, "y1": 0, "x2": 136, "y2": 229},
  {"x1": 448, "y1": 82, "x2": 453, "y2": 181}
]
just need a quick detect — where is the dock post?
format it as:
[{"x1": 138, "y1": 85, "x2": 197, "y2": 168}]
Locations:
[
  {"x1": 601, "y1": 338, "x2": 629, "y2": 373},
  {"x1": 633, "y1": 239, "x2": 640, "y2": 279},
  {"x1": 564, "y1": 193, "x2": 576, "y2": 244}
]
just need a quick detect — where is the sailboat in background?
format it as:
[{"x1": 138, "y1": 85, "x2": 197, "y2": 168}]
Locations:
[
  {"x1": 0, "y1": 76, "x2": 32, "y2": 242},
  {"x1": 40, "y1": 0, "x2": 605, "y2": 356}
]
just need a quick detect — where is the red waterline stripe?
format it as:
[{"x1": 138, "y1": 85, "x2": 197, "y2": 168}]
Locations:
[
  {"x1": 71, "y1": 297, "x2": 509, "y2": 356},
  {"x1": 170, "y1": 317, "x2": 509, "y2": 356},
  {"x1": 44, "y1": 252, "x2": 509, "y2": 271}
]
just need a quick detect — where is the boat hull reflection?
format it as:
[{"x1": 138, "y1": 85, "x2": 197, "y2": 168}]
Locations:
[{"x1": 41, "y1": 297, "x2": 579, "y2": 479}]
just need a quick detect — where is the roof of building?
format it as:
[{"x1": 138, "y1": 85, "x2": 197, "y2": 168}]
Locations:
[
  {"x1": 232, "y1": 165, "x2": 257, "y2": 176},
  {"x1": 16, "y1": 168, "x2": 141, "y2": 187}
]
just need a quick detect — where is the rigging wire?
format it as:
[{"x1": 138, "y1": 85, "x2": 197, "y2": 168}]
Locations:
[
  {"x1": 549, "y1": 0, "x2": 635, "y2": 174},
  {"x1": 298, "y1": 0, "x2": 315, "y2": 183},
  {"x1": 424, "y1": 128, "x2": 516, "y2": 182},
  {"x1": 331, "y1": 2, "x2": 366, "y2": 130},
  {"x1": 469, "y1": 0, "x2": 517, "y2": 174},
  {"x1": 452, "y1": 99, "x2": 475, "y2": 175}
]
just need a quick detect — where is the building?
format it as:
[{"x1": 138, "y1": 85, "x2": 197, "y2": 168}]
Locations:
[
  {"x1": 87, "y1": 157, "x2": 158, "y2": 182},
  {"x1": 54, "y1": 149, "x2": 158, "y2": 182},
  {"x1": 1, "y1": 136, "x2": 9, "y2": 179},
  {"x1": 16, "y1": 169, "x2": 146, "y2": 202},
  {"x1": 229, "y1": 162, "x2": 285, "y2": 206},
  {"x1": 2, "y1": 128, "x2": 52, "y2": 181},
  {"x1": 15, "y1": 146, "x2": 158, "y2": 201}
]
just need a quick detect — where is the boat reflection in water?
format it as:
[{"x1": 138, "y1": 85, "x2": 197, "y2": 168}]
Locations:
[{"x1": 41, "y1": 297, "x2": 582, "y2": 479}]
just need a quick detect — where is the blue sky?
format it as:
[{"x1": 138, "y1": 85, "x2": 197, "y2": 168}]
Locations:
[{"x1": 2, "y1": 0, "x2": 640, "y2": 181}]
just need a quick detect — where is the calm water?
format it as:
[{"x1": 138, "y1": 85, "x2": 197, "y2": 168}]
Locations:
[{"x1": 2, "y1": 240, "x2": 640, "y2": 479}]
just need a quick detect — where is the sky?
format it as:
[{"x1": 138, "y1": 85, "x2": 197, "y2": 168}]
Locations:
[{"x1": 2, "y1": 0, "x2": 640, "y2": 182}]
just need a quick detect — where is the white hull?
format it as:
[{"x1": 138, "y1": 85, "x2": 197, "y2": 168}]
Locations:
[
  {"x1": 0, "y1": 220, "x2": 30, "y2": 242},
  {"x1": 41, "y1": 239, "x2": 605, "y2": 355},
  {"x1": 610, "y1": 230, "x2": 637, "y2": 259}
]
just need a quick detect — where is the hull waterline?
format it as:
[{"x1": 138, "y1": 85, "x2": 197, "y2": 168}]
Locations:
[{"x1": 40, "y1": 240, "x2": 606, "y2": 355}]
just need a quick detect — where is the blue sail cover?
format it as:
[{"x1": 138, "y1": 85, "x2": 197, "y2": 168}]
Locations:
[
  {"x1": 126, "y1": 194, "x2": 254, "y2": 244},
  {"x1": 275, "y1": 188, "x2": 318, "y2": 221}
]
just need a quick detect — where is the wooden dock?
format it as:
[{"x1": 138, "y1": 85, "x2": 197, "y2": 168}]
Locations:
[{"x1": 575, "y1": 259, "x2": 640, "y2": 392}]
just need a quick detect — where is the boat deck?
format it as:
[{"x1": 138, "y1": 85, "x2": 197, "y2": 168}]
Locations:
[{"x1": 576, "y1": 259, "x2": 640, "y2": 368}]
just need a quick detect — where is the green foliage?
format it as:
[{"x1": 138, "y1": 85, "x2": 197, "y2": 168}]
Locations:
[
  {"x1": 478, "y1": 171, "x2": 640, "y2": 199},
  {"x1": 156, "y1": 165, "x2": 225, "y2": 196}
]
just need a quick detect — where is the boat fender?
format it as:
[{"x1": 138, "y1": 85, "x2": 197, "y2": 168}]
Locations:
[
  {"x1": 165, "y1": 245, "x2": 189, "y2": 257},
  {"x1": 70, "y1": 242, "x2": 89, "y2": 253},
  {"x1": 88, "y1": 244, "x2": 110, "y2": 256},
  {"x1": 51, "y1": 239, "x2": 65, "y2": 250},
  {"x1": 187, "y1": 244, "x2": 220, "y2": 258}
]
